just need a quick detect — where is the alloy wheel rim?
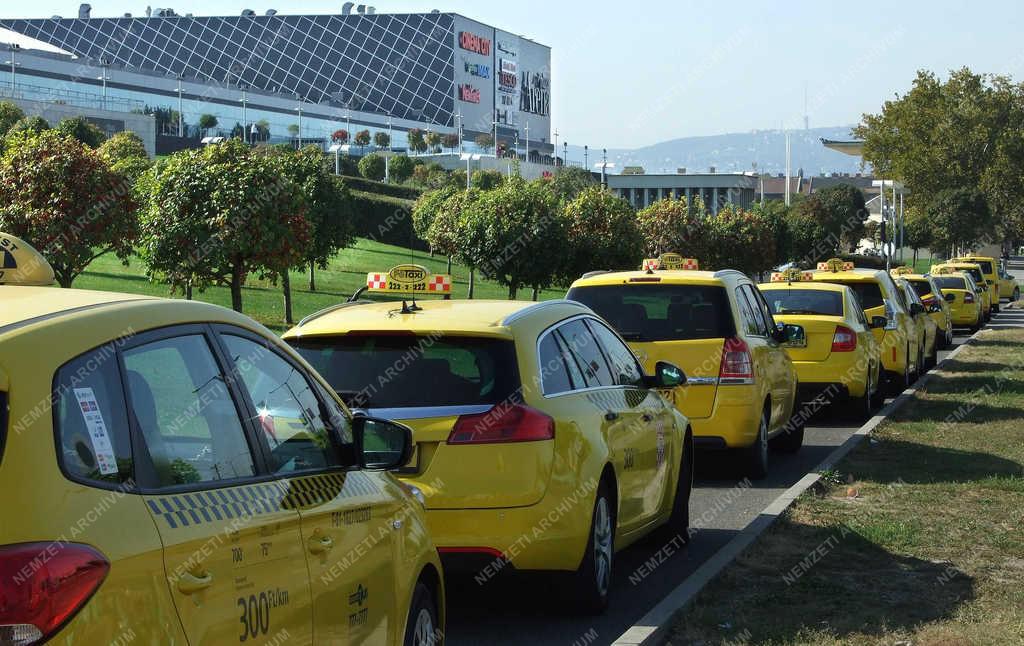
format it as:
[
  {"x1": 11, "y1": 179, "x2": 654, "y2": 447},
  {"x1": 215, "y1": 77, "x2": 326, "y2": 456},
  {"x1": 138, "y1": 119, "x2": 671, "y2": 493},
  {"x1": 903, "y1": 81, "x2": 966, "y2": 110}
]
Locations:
[
  {"x1": 593, "y1": 497, "x2": 613, "y2": 596},
  {"x1": 759, "y1": 415, "x2": 768, "y2": 461},
  {"x1": 413, "y1": 607, "x2": 435, "y2": 646}
]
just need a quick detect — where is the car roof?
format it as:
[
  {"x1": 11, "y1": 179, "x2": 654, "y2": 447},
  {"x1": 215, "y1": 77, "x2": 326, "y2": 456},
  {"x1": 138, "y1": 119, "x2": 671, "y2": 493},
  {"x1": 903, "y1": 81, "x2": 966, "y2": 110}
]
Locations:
[
  {"x1": 284, "y1": 298, "x2": 589, "y2": 339},
  {"x1": 759, "y1": 281, "x2": 849, "y2": 293},
  {"x1": 570, "y1": 269, "x2": 729, "y2": 287},
  {"x1": 809, "y1": 268, "x2": 886, "y2": 282},
  {"x1": 0, "y1": 285, "x2": 155, "y2": 332}
]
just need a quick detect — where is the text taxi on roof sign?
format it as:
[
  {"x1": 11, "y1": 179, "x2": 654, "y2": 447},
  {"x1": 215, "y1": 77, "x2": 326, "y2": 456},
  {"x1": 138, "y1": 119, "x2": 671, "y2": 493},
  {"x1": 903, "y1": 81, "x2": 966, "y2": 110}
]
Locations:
[{"x1": 0, "y1": 233, "x2": 445, "y2": 646}]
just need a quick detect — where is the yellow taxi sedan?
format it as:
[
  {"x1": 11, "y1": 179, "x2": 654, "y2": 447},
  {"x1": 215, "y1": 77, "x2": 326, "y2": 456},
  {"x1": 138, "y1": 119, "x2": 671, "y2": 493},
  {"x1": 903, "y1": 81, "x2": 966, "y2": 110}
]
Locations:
[
  {"x1": 931, "y1": 268, "x2": 984, "y2": 332},
  {"x1": 952, "y1": 255, "x2": 1000, "y2": 313},
  {"x1": 0, "y1": 234, "x2": 444, "y2": 646},
  {"x1": 997, "y1": 265, "x2": 1020, "y2": 303},
  {"x1": 934, "y1": 262, "x2": 992, "y2": 321},
  {"x1": 284, "y1": 268, "x2": 692, "y2": 613},
  {"x1": 758, "y1": 272, "x2": 884, "y2": 420},
  {"x1": 892, "y1": 269, "x2": 954, "y2": 349}
]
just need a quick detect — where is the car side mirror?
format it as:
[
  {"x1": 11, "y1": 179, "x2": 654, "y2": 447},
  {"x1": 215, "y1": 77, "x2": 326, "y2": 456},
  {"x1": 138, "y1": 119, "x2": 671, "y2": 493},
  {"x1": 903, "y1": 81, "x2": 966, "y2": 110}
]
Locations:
[
  {"x1": 870, "y1": 316, "x2": 888, "y2": 329},
  {"x1": 910, "y1": 303, "x2": 925, "y2": 316},
  {"x1": 651, "y1": 361, "x2": 686, "y2": 388},
  {"x1": 780, "y1": 323, "x2": 807, "y2": 348},
  {"x1": 944, "y1": 293, "x2": 956, "y2": 303},
  {"x1": 928, "y1": 303, "x2": 941, "y2": 313},
  {"x1": 353, "y1": 416, "x2": 414, "y2": 470}
]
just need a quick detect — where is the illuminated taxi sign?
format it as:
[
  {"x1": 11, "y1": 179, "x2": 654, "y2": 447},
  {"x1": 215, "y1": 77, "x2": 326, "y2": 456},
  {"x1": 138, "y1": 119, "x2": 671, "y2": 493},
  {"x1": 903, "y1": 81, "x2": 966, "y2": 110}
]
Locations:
[
  {"x1": 770, "y1": 268, "x2": 815, "y2": 283},
  {"x1": 642, "y1": 254, "x2": 699, "y2": 271},
  {"x1": 0, "y1": 232, "x2": 55, "y2": 286},
  {"x1": 931, "y1": 265, "x2": 958, "y2": 276},
  {"x1": 366, "y1": 264, "x2": 451, "y2": 294},
  {"x1": 890, "y1": 266, "x2": 915, "y2": 277},
  {"x1": 816, "y1": 258, "x2": 854, "y2": 272}
]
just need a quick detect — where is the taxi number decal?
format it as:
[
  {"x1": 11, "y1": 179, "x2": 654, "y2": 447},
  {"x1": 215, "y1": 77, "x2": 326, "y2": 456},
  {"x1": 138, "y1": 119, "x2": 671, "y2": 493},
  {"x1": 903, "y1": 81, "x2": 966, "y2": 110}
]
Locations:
[
  {"x1": 623, "y1": 448, "x2": 636, "y2": 470},
  {"x1": 237, "y1": 588, "x2": 289, "y2": 642},
  {"x1": 73, "y1": 387, "x2": 119, "y2": 475},
  {"x1": 333, "y1": 507, "x2": 371, "y2": 526},
  {"x1": 388, "y1": 281, "x2": 426, "y2": 291},
  {"x1": 348, "y1": 584, "x2": 369, "y2": 629},
  {"x1": 655, "y1": 420, "x2": 666, "y2": 467}
]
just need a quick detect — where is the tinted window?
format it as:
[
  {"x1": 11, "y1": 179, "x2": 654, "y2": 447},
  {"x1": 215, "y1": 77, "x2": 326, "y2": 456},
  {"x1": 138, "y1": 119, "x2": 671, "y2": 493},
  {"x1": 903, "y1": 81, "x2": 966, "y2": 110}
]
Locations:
[
  {"x1": 54, "y1": 345, "x2": 133, "y2": 485},
  {"x1": 222, "y1": 335, "x2": 342, "y2": 474},
  {"x1": 291, "y1": 335, "x2": 520, "y2": 408},
  {"x1": 746, "y1": 285, "x2": 779, "y2": 334},
  {"x1": 975, "y1": 261, "x2": 994, "y2": 274},
  {"x1": 586, "y1": 319, "x2": 645, "y2": 388},
  {"x1": 829, "y1": 281, "x2": 885, "y2": 310},
  {"x1": 934, "y1": 276, "x2": 967, "y2": 290},
  {"x1": 557, "y1": 319, "x2": 614, "y2": 388},
  {"x1": 909, "y1": 280, "x2": 933, "y2": 299},
  {"x1": 734, "y1": 287, "x2": 761, "y2": 336},
  {"x1": 123, "y1": 335, "x2": 256, "y2": 488},
  {"x1": 567, "y1": 284, "x2": 735, "y2": 341},
  {"x1": 763, "y1": 288, "x2": 844, "y2": 316},
  {"x1": 538, "y1": 332, "x2": 573, "y2": 395}
]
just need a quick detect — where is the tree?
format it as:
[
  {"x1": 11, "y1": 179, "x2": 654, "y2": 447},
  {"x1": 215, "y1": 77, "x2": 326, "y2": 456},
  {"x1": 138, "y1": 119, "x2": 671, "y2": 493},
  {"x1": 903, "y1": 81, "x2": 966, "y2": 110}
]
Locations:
[
  {"x1": 707, "y1": 205, "x2": 778, "y2": 277},
  {"x1": 435, "y1": 188, "x2": 482, "y2": 296},
  {"x1": 460, "y1": 176, "x2": 564, "y2": 298},
  {"x1": 786, "y1": 195, "x2": 835, "y2": 265},
  {"x1": 902, "y1": 206, "x2": 933, "y2": 265},
  {"x1": 0, "y1": 130, "x2": 138, "y2": 287},
  {"x1": 287, "y1": 124, "x2": 300, "y2": 139},
  {"x1": 358, "y1": 153, "x2": 386, "y2": 181},
  {"x1": 407, "y1": 128, "x2": 426, "y2": 153},
  {"x1": 373, "y1": 131, "x2": 390, "y2": 148},
  {"x1": 413, "y1": 186, "x2": 457, "y2": 243},
  {"x1": 6, "y1": 115, "x2": 50, "y2": 140},
  {"x1": 559, "y1": 186, "x2": 643, "y2": 283},
  {"x1": 636, "y1": 196, "x2": 711, "y2": 259},
  {"x1": 389, "y1": 154, "x2": 414, "y2": 183},
  {"x1": 54, "y1": 116, "x2": 105, "y2": 148},
  {"x1": 255, "y1": 119, "x2": 271, "y2": 142},
  {"x1": 98, "y1": 130, "x2": 149, "y2": 164},
  {"x1": 0, "y1": 101, "x2": 25, "y2": 136},
  {"x1": 751, "y1": 199, "x2": 794, "y2": 267},
  {"x1": 550, "y1": 166, "x2": 597, "y2": 203},
  {"x1": 470, "y1": 168, "x2": 504, "y2": 190},
  {"x1": 138, "y1": 139, "x2": 309, "y2": 312},
  {"x1": 425, "y1": 130, "x2": 442, "y2": 153},
  {"x1": 332, "y1": 129, "x2": 349, "y2": 143},
  {"x1": 354, "y1": 129, "x2": 371, "y2": 151},
  {"x1": 474, "y1": 133, "x2": 494, "y2": 152},
  {"x1": 927, "y1": 187, "x2": 993, "y2": 256},
  {"x1": 815, "y1": 183, "x2": 868, "y2": 252},
  {"x1": 198, "y1": 113, "x2": 219, "y2": 136},
  {"x1": 442, "y1": 133, "x2": 460, "y2": 152}
]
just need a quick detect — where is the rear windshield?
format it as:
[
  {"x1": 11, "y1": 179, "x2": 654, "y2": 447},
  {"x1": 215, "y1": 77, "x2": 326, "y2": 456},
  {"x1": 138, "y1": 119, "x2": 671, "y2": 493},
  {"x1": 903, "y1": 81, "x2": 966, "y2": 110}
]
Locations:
[
  {"x1": 909, "y1": 280, "x2": 933, "y2": 299},
  {"x1": 934, "y1": 276, "x2": 967, "y2": 290},
  {"x1": 975, "y1": 261, "x2": 994, "y2": 274},
  {"x1": 763, "y1": 289, "x2": 844, "y2": 316},
  {"x1": 567, "y1": 284, "x2": 736, "y2": 341},
  {"x1": 825, "y1": 281, "x2": 884, "y2": 310},
  {"x1": 957, "y1": 267, "x2": 984, "y2": 283},
  {"x1": 290, "y1": 335, "x2": 520, "y2": 409}
]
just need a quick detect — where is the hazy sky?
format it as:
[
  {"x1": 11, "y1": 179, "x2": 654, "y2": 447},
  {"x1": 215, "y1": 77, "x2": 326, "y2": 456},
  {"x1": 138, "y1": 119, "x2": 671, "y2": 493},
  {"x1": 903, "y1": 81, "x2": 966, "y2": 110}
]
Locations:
[{"x1": 3, "y1": 0, "x2": 1022, "y2": 148}]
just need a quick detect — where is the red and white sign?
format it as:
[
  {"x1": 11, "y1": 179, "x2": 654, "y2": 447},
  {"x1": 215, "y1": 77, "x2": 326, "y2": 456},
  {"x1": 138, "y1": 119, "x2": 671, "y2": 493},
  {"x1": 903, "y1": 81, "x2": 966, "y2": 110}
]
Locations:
[
  {"x1": 459, "y1": 84, "x2": 480, "y2": 104},
  {"x1": 427, "y1": 275, "x2": 451, "y2": 293},
  {"x1": 367, "y1": 273, "x2": 387, "y2": 290},
  {"x1": 459, "y1": 31, "x2": 491, "y2": 56}
]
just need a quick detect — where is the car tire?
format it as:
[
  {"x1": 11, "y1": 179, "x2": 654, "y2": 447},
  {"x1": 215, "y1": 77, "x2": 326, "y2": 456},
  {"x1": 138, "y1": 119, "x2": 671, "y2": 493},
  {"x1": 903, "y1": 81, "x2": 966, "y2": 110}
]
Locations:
[
  {"x1": 848, "y1": 369, "x2": 875, "y2": 421},
  {"x1": 572, "y1": 479, "x2": 615, "y2": 614},
  {"x1": 663, "y1": 430, "x2": 693, "y2": 542},
  {"x1": 403, "y1": 582, "x2": 440, "y2": 646},
  {"x1": 870, "y1": 365, "x2": 886, "y2": 409},
  {"x1": 770, "y1": 413, "x2": 804, "y2": 453},
  {"x1": 745, "y1": 407, "x2": 770, "y2": 479},
  {"x1": 1013, "y1": 287, "x2": 1020, "y2": 302}
]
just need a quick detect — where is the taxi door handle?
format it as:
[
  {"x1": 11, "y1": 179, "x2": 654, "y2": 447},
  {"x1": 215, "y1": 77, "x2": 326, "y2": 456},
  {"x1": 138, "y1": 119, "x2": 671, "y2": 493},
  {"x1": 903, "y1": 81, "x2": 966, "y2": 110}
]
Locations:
[
  {"x1": 177, "y1": 571, "x2": 213, "y2": 595},
  {"x1": 642, "y1": 413, "x2": 654, "y2": 422},
  {"x1": 605, "y1": 411, "x2": 619, "y2": 421},
  {"x1": 309, "y1": 534, "x2": 334, "y2": 554}
]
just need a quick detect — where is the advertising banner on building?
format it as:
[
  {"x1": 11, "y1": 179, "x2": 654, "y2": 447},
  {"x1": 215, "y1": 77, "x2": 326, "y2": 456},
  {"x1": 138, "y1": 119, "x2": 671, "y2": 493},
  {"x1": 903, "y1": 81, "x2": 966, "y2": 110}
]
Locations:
[
  {"x1": 494, "y1": 29, "x2": 519, "y2": 130},
  {"x1": 453, "y1": 15, "x2": 496, "y2": 136}
]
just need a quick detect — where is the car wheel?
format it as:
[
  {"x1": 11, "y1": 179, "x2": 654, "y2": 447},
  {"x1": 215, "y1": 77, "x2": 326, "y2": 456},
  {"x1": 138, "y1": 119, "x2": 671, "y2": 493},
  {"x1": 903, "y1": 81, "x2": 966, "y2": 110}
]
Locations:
[
  {"x1": 848, "y1": 369, "x2": 874, "y2": 422},
  {"x1": 770, "y1": 412, "x2": 805, "y2": 453},
  {"x1": 928, "y1": 340, "x2": 939, "y2": 370},
  {"x1": 1014, "y1": 287, "x2": 1020, "y2": 302},
  {"x1": 945, "y1": 325, "x2": 954, "y2": 348},
  {"x1": 572, "y1": 479, "x2": 615, "y2": 614},
  {"x1": 403, "y1": 582, "x2": 440, "y2": 646},
  {"x1": 870, "y1": 365, "x2": 886, "y2": 409},
  {"x1": 745, "y1": 408, "x2": 770, "y2": 479},
  {"x1": 664, "y1": 430, "x2": 693, "y2": 541}
]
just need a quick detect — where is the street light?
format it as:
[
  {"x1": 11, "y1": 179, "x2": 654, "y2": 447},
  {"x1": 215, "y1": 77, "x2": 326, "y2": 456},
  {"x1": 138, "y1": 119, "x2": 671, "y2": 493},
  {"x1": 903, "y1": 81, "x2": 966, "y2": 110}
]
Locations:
[
  {"x1": 240, "y1": 89, "x2": 248, "y2": 143},
  {"x1": 329, "y1": 143, "x2": 351, "y2": 175},
  {"x1": 294, "y1": 94, "x2": 303, "y2": 148},
  {"x1": 524, "y1": 121, "x2": 529, "y2": 163},
  {"x1": 97, "y1": 58, "x2": 110, "y2": 111},
  {"x1": 584, "y1": 145, "x2": 588, "y2": 169},
  {"x1": 384, "y1": 112, "x2": 392, "y2": 182},
  {"x1": 492, "y1": 119, "x2": 499, "y2": 158},
  {"x1": 5, "y1": 44, "x2": 21, "y2": 96},
  {"x1": 563, "y1": 141, "x2": 568, "y2": 168},
  {"x1": 460, "y1": 152, "x2": 481, "y2": 190},
  {"x1": 553, "y1": 129, "x2": 559, "y2": 166},
  {"x1": 594, "y1": 149, "x2": 614, "y2": 187}
]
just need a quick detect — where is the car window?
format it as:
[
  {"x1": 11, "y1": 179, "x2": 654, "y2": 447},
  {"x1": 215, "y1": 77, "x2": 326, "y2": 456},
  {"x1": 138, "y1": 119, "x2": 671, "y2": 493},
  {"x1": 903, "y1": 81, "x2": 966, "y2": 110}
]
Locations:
[
  {"x1": 557, "y1": 319, "x2": 614, "y2": 388},
  {"x1": 829, "y1": 281, "x2": 885, "y2": 310},
  {"x1": 742, "y1": 285, "x2": 774, "y2": 336},
  {"x1": 974, "y1": 261, "x2": 994, "y2": 274},
  {"x1": 763, "y1": 288, "x2": 844, "y2": 316},
  {"x1": 909, "y1": 280, "x2": 933, "y2": 299},
  {"x1": 538, "y1": 331, "x2": 574, "y2": 395},
  {"x1": 123, "y1": 334, "x2": 256, "y2": 488},
  {"x1": 585, "y1": 319, "x2": 645, "y2": 388},
  {"x1": 566, "y1": 284, "x2": 735, "y2": 341},
  {"x1": 734, "y1": 286, "x2": 761, "y2": 336},
  {"x1": 222, "y1": 335, "x2": 343, "y2": 474},
  {"x1": 54, "y1": 344, "x2": 134, "y2": 486},
  {"x1": 934, "y1": 276, "x2": 967, "y2": 291}
]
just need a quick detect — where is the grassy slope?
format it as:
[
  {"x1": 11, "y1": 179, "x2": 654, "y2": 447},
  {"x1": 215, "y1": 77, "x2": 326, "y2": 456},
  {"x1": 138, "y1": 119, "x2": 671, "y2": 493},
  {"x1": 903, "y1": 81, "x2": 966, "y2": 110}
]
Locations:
[
  {"x1": 73, "y1": 238, "x2": 564, "y2": 332},
  {"x1": 670, "y1": 329, "x2": 1024, "y2": 645}
]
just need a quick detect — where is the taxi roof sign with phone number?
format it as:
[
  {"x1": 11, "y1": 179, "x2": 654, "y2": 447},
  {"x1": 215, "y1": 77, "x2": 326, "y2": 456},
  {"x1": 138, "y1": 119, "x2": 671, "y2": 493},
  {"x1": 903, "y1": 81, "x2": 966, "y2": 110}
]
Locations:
[
  {"x1": 816, "y1": 258, "x2": 855, "y2": 272},
  {"x1": 642, "y1": 254, "x2": 699, "y2": 271},
  {"x1": 0, "y1": 232, "x2": 56, "y2": 286},
  {"x1": 367, "y1": 264, "x2": 451, "y2": 294},
  {"x1": 770, "y1": 268, "x2": 815, "y2": 283}
]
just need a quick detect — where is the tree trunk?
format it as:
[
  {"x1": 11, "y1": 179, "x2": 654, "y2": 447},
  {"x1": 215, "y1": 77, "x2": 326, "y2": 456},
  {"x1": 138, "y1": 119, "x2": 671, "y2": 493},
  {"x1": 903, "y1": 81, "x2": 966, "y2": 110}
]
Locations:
[
  {"x1": 308, "y1": 261, "x2": 316, "y2": 292},
  {"x1": 186, "y1": 281, "x2": 193, "y2": 300},
  {"x1": 508, "y1": 284, "x2": 517, "y2": 300},
  {"x1": 230, "y1": 266, "x2": 244, "y2": 312},
  {"x1": 467, "y1": 269, "x2": 475, "y2": 299},
  {"x1": 446, "y1": 256, "x2": 452, "y2": 275},
  {"x1": 282, "y1": 271, "x2": 294, "y2": 325},
  {"x1": 531, "y1": 287, "x2": 539, "y2": 301}
]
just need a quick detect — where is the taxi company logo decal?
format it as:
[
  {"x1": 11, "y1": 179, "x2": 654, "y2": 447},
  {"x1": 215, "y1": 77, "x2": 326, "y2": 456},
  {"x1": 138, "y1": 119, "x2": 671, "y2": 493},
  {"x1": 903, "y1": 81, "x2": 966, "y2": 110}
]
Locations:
[
  {"x1": 1, "y1": 249, "x2": 15, "y2": 269},
  {"x1": 348, "y1": 584, "x2": 369, "y2": 628}
]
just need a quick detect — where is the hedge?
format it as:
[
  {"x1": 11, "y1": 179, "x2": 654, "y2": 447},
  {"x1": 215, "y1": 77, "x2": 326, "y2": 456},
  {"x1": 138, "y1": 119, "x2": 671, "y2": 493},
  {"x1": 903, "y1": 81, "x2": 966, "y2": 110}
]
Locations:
[
  {"x1": 341, "y1": 175, "x2": 424, "y2": 201},
  {"x1": 349, "y1": 190, "x2": 428, "y2": 250}
]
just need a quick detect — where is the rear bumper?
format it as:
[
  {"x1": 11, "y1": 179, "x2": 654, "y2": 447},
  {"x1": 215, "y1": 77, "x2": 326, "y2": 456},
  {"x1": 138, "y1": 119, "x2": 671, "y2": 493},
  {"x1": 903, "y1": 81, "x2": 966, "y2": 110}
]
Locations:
[
  {"x1": 792, "y1": 355, "x2": 869, "y2": 398},
  {"x1": 688, "y1": 384, "x2": 761, "y2": 449}
]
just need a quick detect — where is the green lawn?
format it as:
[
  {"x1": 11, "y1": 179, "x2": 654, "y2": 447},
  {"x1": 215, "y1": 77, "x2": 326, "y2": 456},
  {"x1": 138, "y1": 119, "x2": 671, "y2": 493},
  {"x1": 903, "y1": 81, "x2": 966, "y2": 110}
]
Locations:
[{"x1": 74, "y1": 238, "x2": 564, "y2": 331}]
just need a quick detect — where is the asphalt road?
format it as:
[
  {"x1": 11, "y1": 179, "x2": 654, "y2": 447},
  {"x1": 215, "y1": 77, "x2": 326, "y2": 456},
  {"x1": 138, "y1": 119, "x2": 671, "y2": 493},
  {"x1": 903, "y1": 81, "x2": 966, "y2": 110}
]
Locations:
[{"x1": 440, "y1": 315, "x2": 1011, "y2": 646}]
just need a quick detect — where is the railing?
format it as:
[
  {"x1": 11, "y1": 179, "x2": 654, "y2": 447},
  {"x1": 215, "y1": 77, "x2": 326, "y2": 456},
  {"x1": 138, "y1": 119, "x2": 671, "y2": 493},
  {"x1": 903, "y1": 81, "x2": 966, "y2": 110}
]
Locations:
[{"x1": 0, "y1": 81, "x2": 145, "y2": 114}]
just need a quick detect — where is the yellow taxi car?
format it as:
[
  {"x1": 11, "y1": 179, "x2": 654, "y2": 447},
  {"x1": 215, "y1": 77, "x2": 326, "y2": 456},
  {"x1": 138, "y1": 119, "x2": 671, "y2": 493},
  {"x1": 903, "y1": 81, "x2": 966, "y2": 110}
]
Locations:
[
  {"x1": 931, "y1": 267, "x2": 984, "y2": 332},
  {"x1": 566, "y1": 255, "x2": 803, "y2": 480},
  {"x1": 934, "y1": 262, "x2": 992, "y2": 321},
  {"x1": 758, "y1": 270, "x2": 884, "y2": 420},
  {"x1": 951, "y1": 255, "x2": 1000, "y2": 313},
  {"x1": 895, "y1": 277, "x2": 940, "y2": 371},
  {"x1": 0, "y1": 234, "x2": 444, "y2": 646},
  {"x1": 997, "y1": 264, "x2": 1020, "y2": 303},
  {"x1": 284, "y1": 266, "x2": 693, "y2": 613},
  {"x1": 808, "y1": 259, "x2": 923, "y2": 394},
  {"x1": 891, "y1": 268, "x2": 954, "y2": 350}
]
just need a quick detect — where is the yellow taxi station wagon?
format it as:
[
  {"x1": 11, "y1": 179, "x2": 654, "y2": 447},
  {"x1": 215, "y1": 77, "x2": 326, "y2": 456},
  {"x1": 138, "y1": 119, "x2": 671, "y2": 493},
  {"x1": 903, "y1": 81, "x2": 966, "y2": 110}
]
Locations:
[
  {"x1": 283, "y1": 269, "x2": 693, "y2": 613},
  {"x1": 0, "y1": 235, "x2": 444, "y2": 646}
]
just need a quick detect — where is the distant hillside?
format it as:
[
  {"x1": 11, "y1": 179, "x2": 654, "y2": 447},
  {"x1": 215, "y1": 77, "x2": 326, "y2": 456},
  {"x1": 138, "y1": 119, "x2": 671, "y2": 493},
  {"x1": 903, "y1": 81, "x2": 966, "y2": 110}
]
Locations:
[{"x1": 569, "y1": 126, "x2": 868, "y2": 176}]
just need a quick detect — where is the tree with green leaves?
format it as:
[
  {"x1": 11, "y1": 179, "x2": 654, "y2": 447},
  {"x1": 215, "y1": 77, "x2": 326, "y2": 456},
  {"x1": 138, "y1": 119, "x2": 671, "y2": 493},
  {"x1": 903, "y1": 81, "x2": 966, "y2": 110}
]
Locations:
[
  {"x1": 707, "y1": 205, "x2": 778, "y2": 277},
  {"x1": 425, "y1": 130, "x2": 442, "y2": 153},
  {"x1": 442, "y1": 133, "x2": 460, "y2": 152},
  {"x1": 358, "y1": 153, "x2": 386, "y2": 181},
  {"x1": 6, "y1": 115, "x2": 50, "y2": 141},
  {"x1": 373, "y1": 131, "x2": 390, "y2": 149},
  {"x1": 927, "y1": 187, "x2": 993, "y2": 257},
  {"x1": 407, "y1": 128, "x2": 427, "y2": 154},
  {"x1": 559, "y1": 185, "x2": 643, "y2": 282},
  {"x1": 412, "y1": 186, "x2": 457, "y2": 245},
  {"x1": 474, "y1": 133, "x2": 494, "y2": 153},
  {"x1": 55, "y1": 117, "x2": 106, "y2": 148},
  {"x1": 98, "y1": 130, "x2": 149, "y2": 163},
  {"x1": 389, "y1": 154, "x2": 414, "y2": 183},
  {"x1": 751, "y1": 199, "x2": 794, "y2": 266},
  {"x1": 635, "y1": 196, "x2": 710, "y2": 259},
  {"x1": 0, "y1": 130, "x2": 138, "y2": 287},
  {"x1": 815, "y1": 184, "x2": 868, "y2": 252},
  {"x1": 198, "y1": 113, "x2": 219, "y2": 136},
  {"x1": 138, "y1": 139, "x2": 309, "y2": 312},
  {"x1": 470, "y1": 168, "x2": 504, "y2": 190},
  {"x1": 549, "y1": 165, "x2": 597, "y2": 203},
  {"x1": 0, "y1": 101, "x2": 25, "y2": 136},
  {"x1": 786, "y1": 195, "x2": 835, "y2": 264},
  {"x1": 354, "y1": 129, "x2": 371, "y2": 152},
  {"x1": 902, "y1": 206, "x2": 933, "y2": 265}
]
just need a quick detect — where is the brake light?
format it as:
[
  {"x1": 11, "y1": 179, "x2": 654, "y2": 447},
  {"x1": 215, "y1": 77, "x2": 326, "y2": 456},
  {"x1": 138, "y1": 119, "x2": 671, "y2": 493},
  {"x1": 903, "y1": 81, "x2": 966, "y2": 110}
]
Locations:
[
  {"x1": 719, "y1": 337, "x2": 754, "y2": 383},
  {"x1": 0, "y1": 543, "x2": 109, "y2": 645},
  {"x1": 448, "y1": 404, "x2": 554, "y2": 444},
  {"x1": 831, "y1": 325, "x2": 857, "y2": 352},
  {"x1": 964, "y1": 292, "x2": 975, "y2": 304}
]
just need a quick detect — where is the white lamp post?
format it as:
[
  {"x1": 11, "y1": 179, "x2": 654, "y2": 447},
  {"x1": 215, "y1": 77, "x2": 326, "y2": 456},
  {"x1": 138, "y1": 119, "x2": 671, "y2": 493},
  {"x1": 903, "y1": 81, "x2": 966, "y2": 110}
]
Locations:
[
  {"x1": 460, "y1": 152, "x2": 481, "y2": 190},
  {"x1": 4, "y1": 44, "x2": 20, "y2": 95}
]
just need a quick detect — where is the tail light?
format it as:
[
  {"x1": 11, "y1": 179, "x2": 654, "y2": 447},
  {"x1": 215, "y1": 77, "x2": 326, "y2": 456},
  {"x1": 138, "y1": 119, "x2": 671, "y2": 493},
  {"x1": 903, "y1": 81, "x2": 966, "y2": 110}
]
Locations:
[
  {"x1": 0, "y1": 543, "x2": 109, "y2": 645},
  {"x1": 719, "y1": 337, "x2": 754, "y2": 384},
  {"x1": 831, "y1": 325, "x2": 857, "y2": 352},
  {"x1": 448, "y1": 404, "x2": 554, "y2": 444},
  {"x1": 964, "y1": 292, "x2": 975, "y2": 304}
]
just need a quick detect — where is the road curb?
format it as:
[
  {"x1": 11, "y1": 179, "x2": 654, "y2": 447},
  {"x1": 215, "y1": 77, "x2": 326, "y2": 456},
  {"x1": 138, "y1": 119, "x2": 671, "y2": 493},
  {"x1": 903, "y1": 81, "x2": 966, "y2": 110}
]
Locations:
[{"x1": 612, "y1": 329, "x2": 984, "y2": 646}]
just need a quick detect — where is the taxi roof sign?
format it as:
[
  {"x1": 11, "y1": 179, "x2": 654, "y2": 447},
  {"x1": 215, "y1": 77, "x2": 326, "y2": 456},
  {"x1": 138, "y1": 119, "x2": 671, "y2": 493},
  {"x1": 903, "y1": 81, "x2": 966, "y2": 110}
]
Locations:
[
  {"x1": 816, "y1": 258, "x2": 855, "y2": 272},
  {"x1": 770, "y1": 268, "x2": 815, "y2": 283},
  {"x1": 0, "y1": 232, "x2": 55, "y2": 286},
  {"x1": 890, "y1": 266, "x2": 916, "y2": 276},
  {"x1": 642, "y1": 254, "x2": 699, "y2": 272},
  {"x1": 931, "y1": 265, "x2": 960, "y2": 276},
  {"x1": 366, "y1": 264, "x2": 451, "y2": 295}
]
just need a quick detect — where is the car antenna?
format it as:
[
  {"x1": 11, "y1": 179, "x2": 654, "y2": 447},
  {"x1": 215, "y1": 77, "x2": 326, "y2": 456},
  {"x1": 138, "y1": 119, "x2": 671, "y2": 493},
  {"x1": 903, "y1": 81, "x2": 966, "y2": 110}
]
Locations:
[{"x1": 400, "y1": 299, "x2": 422, "y2": 314}]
